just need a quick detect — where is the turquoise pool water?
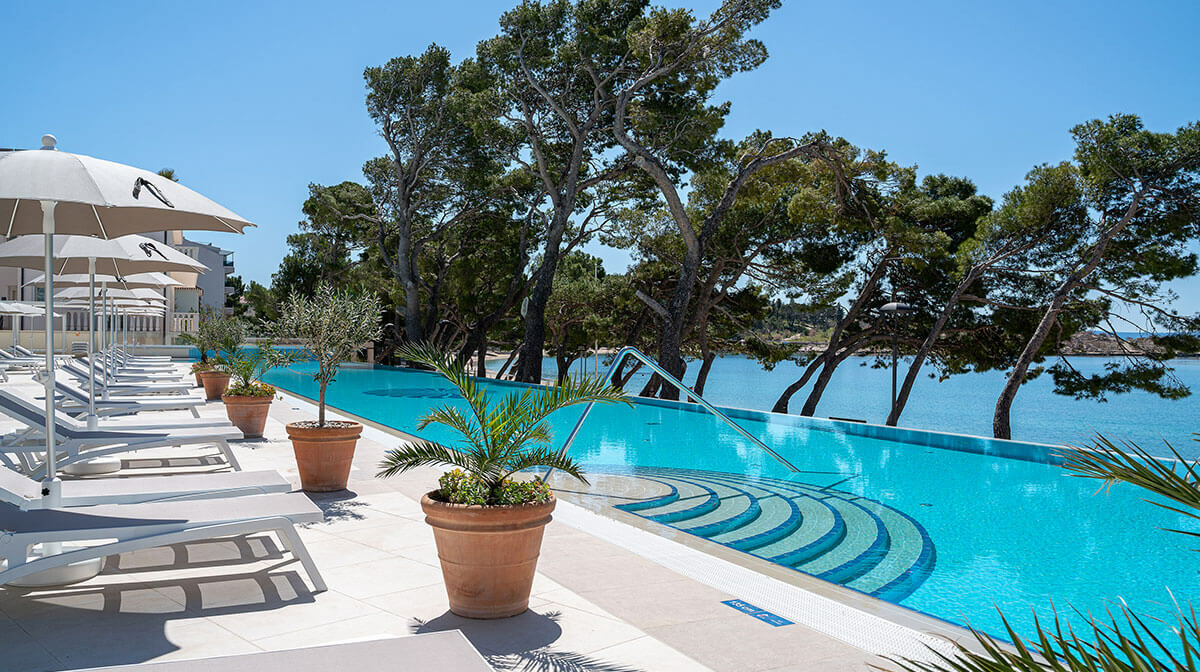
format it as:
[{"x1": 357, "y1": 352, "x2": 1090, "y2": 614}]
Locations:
[
  {"x1": 500, "y1": 354, "x2": 1200, "y2": 458},
  {"x1": 263, "y1": 362, "x2": 1200, "y2": 648}
]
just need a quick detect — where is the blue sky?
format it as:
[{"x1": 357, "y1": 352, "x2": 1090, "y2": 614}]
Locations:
[{"x1": 2, "y1": 0, "x2": 1198, "y2": 313}]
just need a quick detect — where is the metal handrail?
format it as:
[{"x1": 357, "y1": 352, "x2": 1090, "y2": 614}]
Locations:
[{"x1": 544, "y1": 346, "x2": 800, "y2": 480}]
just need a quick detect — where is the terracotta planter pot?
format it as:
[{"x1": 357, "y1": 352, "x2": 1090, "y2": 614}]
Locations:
[
  {"x1": 198, "y1": 370, "x2": 230, "y2": 401},
  {"x1": 421, "y1": 492, "x2": 555, "y2": 619},
  {"x1": 286, "y1": 422, "x2": 362, "y2": 492},
  {"x1": 193, "y1": 370, "x2": 204, "y2": 388},
  {"x1": 222, "y1": 394, "x2": 273, "y2": 438}
]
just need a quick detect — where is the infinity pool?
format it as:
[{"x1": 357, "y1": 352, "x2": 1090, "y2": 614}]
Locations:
[{"x1": 263, "y1": 362, "x2": 1200, "y2": 647}]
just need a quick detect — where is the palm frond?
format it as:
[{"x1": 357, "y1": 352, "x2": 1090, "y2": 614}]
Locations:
[
  {"x1": 498, "y1": 375, "x2": 630, "y2": 458},
  {"x1": 499, "y1": 445, "x2": 589, "y2": 486},
  {"x1": 417, "y1": 406, "x2": 485, "y2": 452},
  {"x1": 1059, "y1": 434, "x2": 1200, "y2": 531},
  {"x1": 380, "y1": 347, "x2": 629, "y2": 493},
  {"x1": 398, "y1": 343, "x2": 493, "y2": 447},
  {"x1": 376, "y1": 440, "x2": 474, "y2": 479},
  {"x1": 883, "y1": 601, "x2": 1200, "y2": 672}
]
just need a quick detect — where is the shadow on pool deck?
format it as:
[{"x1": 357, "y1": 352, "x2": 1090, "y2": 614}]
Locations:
[
  {"x1": 0, "y1": 537, "x2": 319, "y2": 671},
  {"x1": 413, "y1": 609, "x2": 645, "y2": 672}
]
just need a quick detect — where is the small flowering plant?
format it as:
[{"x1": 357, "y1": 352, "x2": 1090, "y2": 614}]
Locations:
[
  {"x1": 377, "y1": 343, "x2": 629, "y2": 506},
  {"x1": 438, "y1": 469, "x2": 553, "y2": 506}
]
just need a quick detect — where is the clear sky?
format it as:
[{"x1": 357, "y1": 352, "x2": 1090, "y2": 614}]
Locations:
[{"x1": 2, "y1": 1, "x2": 1198, "y2": 313}]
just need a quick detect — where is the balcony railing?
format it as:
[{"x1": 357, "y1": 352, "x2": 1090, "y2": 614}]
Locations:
[{"x1": 172, "y1": 312, "x2": 199, "y2": 334}]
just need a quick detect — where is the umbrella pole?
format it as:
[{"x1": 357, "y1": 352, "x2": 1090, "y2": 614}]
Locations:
[
  {"x1": 86, "y1": 258, "x2": 97, "y2": 429},
  {"x1": 101, "y1": 282, "x2": 109, "y2": 400},
  {"x1": 39, "y1": 200, "x2": 61, "y2": 513}
]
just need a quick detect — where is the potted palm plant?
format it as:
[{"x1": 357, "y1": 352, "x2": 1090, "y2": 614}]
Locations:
[
  {"x1": 377, "y1": 343, "x2": 629, "y2": 619},
  {"x1": 276, "y1": 283, "x2": 382, "y2": 492},
  {"x1": 215, "y1": 341, "x2": 296, "y2": 438}
]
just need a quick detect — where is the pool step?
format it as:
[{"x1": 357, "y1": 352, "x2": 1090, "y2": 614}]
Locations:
[{"x1": 607, "y1": 466, "x2": 936, "y2": 602}]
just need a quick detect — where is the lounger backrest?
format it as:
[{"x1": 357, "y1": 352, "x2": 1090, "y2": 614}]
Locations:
[
  {"x1": 0, "y1": 389, "x2": 151, "y2": 441},
  {"x1": 0, "y1": 465, "x2": 39, "y2": 506},
  {"x1": 54, "y1": 379, "x2": 88, "y2": 403}
]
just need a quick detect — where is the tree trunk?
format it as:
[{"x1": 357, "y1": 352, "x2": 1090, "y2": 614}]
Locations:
[
  {"x1": 886, "y1": 267, "x2": 983, "y2": 426},
  {"x1": 799, "y1": 355, "x2": 840, "y2": 417},
  {"x1": 639, "y1": 373, "x2": 662, "y2": 398},
  {"x1": 771, "y1": 356, "x2": 824, "y2": 413},
  {"x1": 476, "y1": 338, "x2": 487, "y2": 378},
  {"x1": 614, "y1": 359, "x2": 643, "y2": 390},
  {"x1": 655, "y1": 251, "x2": 701, "y2": 401},
  {"x1": 496, "y1": 346, "x2": 520, "y2": 380},
  {"x1": 555, "y1": 352, "x2": 580, "y2": 384},
  {"x1": 993, "y1": 297, "x2": 1067, "y2": 439},
  {"x1": 693, "y1": 351, "x2": 716, "y2": 397},
  {"x1": 400, "y1": 271, "x2": 423, "y2": 343},
  {"x1": 515, "y1": 209, "x2": 570, "y2": 384},
  {"x1": 792, "y1": 256, "x2": 892, "y2": 416},
  {"x1": 318, "y1": 382, "x2": 327, "y2": 427},
  {"x1": 992, "y1": 194, "x2": 1145, "y2": 439}
]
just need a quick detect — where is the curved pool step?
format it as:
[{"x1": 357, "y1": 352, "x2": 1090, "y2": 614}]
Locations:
[
  {"x1": 730, "y1": 473, "x2": 933, "y2": 601},
  {"x1": 619, "y1": 470, "x2": 761, "y2": 537},
  {"x1": 847, "y1": 503, "x2": 937, "y2": 602},
  {"x1": 603, "y1": 465, "x2": 936, "y2": 602},
  {"x1": 616, "y1": 474, "x2": 720, "y2": 524},
  {"x1": 803, "y1": 495, "x2": 889, "y2": 582}
]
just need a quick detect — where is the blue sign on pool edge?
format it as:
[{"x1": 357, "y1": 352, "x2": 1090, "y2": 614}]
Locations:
[{"x1": 721, "y1": 599, "x2": 793, "y2": 627}]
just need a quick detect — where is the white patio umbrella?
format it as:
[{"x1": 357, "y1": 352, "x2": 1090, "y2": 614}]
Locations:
[
  {"x1": 0, "y1": 135, "x2": 253, "y2": 583},
  {"x1": 0, "y1": 235, "x2": 207, "y2": 427},
  {"x1": 24, "y1": 271, "x2": 184, "y2": 290},
  {"x1": 0, "y1": 301, "x2": 53, "y2": 349},
  {"x1": 55, "y1": 286, "x2": 165, "y2": 302}
]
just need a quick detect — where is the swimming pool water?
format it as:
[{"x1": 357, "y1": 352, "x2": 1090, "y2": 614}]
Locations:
[{"x1": 263, "y1": 362, "x2": 1200, "y2": 648}]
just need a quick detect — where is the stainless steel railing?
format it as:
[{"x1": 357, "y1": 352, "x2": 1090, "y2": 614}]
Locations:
[{"x1": 543, "y1": 346, "x2": 800, "y2": 480}]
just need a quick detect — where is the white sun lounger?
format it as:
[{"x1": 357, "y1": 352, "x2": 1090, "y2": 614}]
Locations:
[
  {"x1": 109, "y1": 347, "x2": 173, "y2": 364},
  {"x1": 82, "y1": 358, "x2": 183, "y2": 381},
  {"x1": 9, "y1": 382, "x2": 228, "y2": 431},
  {"x1": 0, "y1": 390, "x2": 243, "y2": 478},
  {"x1": 96, "y1": 353, "x2": 177, "y2": 373},
  {"x1": 0, "y1": 492, "x2": 326, "y2": 591},
  {"x1": 0, "y1": 464, "x2": 292, "y2": 508},
  {"x1": 51, "y1": 377, "x2": 205, "y2": 418},
  {"x1": 62, "y1": 361, "x2": 191, "y2": 395},
  {"x1": 65, "y1": 633, "x2": 494, "y2": 672}
]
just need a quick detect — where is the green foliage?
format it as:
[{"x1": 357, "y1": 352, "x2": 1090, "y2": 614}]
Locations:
[
  {"x1": 376, "y1": 343, "x2": 631, "y2": 504},
  {"x1": 275, "y1": 283, "x2": 383, "y2": 424},
  {"x1": 216, "y1": 340, "x2": 298, "y2": 398},
  {"x1": 272, "y1": 182, "x2": 373, "y2": 301},
  {"x1": 179, "y1": 309, "x2": 246, "y2": 363},
  {"x1": 886, "y1": 603, "x2": 1200, "y2": 672},
  {"x1": 436, "y1": 468, "x2": 553, "y2": 506}
]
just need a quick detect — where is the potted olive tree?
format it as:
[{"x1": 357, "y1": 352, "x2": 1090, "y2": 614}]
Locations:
[
  {"x1": 195, "y1": 315, "x2": 245, "y2": 400},
  {"x1": 214, "y1": 341, "x2": 296, "y2": 438},
  {"x1": 276, "y1": 284, "x2": 382, "y2": 492},
  {"x1": 178, "y1": 308, "x2": 229, "y2": 387},
  {"x1": 377, "y1": 343, "x2": 629, "y2": 619}
]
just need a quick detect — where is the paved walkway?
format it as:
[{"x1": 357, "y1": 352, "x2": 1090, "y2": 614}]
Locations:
[{"x1": 0, "y1": 370, "x2": 908, "y2": 671}]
